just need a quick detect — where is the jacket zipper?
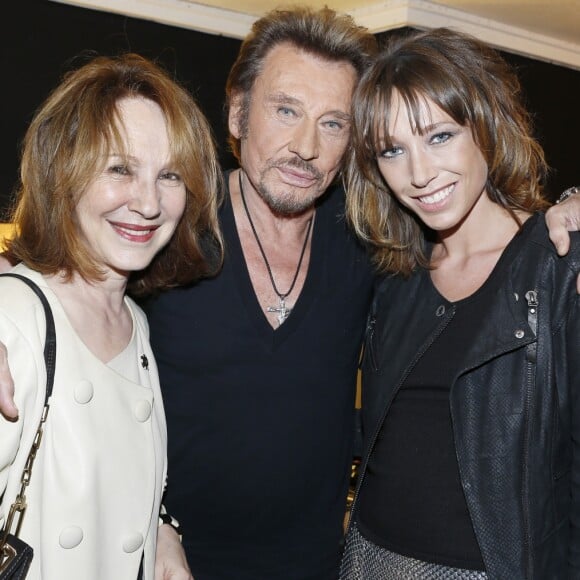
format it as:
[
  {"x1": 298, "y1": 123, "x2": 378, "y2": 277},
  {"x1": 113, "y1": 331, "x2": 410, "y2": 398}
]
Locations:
[
  {"x1": 365, "y1": 315, "x2": 377, "y2": 372},
  {"x1": 522, "y1": 290, "x2": 538, "y2": 578}
]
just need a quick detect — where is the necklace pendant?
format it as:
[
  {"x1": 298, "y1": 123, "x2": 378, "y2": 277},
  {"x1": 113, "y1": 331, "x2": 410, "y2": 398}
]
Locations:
[
  {"x1": 267, "y1": 297, "x2": 291, "y2": 326},
  {"x1": 239, "y1": 171, "x2": 312, "y2": 329}
]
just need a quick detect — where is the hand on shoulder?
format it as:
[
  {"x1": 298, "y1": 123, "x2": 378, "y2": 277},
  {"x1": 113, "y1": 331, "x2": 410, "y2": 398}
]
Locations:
[{"x1": 545, "y1": 187, "x2": 580, "y2": 293}]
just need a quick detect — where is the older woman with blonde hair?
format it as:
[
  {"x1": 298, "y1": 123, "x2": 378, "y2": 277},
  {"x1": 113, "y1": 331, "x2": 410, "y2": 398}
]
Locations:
[{"x1": 0, "y1": 52, "x2": 222, "y2": 579}]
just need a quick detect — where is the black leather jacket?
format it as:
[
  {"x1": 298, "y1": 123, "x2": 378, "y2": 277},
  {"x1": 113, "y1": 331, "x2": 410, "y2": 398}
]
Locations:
[{"x1": 351, "y1": 214, "x2": 580, "y2": 579}]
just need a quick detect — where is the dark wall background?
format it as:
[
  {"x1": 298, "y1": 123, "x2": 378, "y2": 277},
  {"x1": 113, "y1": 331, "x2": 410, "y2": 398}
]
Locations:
[
  {"x1": 1, "y1": 0, "x2": 242, "y2": 218},
  {"x1": 495, "y1": 50, "x2": 579, "y2": 202},
  {"x1": 1, "y1": 0, "x2": 578, "y2": 217}
]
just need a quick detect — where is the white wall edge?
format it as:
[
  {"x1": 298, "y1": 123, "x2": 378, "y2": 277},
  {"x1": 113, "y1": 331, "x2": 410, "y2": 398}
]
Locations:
[
  {"x1": 351, "y1": 0, "x2": 580, "y2": 70},
  {"x1": 49, "y1": 0, "x2": 580, "y2": 70},
  {"x1": 49, "y1": 0, "x2": 255, "y2": 39}
]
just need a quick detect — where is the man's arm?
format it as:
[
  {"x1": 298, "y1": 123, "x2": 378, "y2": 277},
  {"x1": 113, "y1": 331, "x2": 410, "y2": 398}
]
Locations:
[
  {"x1": 0, "y1": 342, "x2": 17, "y2": 419},
  {"x1": 0, "y1": 254, "x2": 17, "y2": 418},
  {"x1": 155, "y1": 524, "x2": 194, "y2": 580},
  {"x1": 545, "y1": 186, "x2": 580, "y2": 292}
]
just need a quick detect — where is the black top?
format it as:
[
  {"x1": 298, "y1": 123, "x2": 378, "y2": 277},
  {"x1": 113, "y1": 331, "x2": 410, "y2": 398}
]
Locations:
[
  {"x1": 356, "y1": 224, "x2": 530, "y2": 571},
  {"x1": 146, "y1": 176, "x2": 374, "y2": 580}
]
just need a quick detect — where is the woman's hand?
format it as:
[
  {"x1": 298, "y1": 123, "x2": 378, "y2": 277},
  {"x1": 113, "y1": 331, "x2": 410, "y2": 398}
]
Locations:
[{"x1": 155, "y1": 524, "x2": 194, "y2": 580}]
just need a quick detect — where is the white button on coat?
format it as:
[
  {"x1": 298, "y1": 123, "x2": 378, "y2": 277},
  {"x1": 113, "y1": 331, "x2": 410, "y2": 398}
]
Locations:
[
  {"x1": 134, "y1": 401, "x2": 152, "y2": 422},
  {"x1": 59, "y1": 526, "x2": 84, "y2": 549},
  {"x1": 74, "y1": 380, "x2": 94, "y2": 404},
  {"x1": 122, "y1": 532, "x2": 144, "y2": 553}
]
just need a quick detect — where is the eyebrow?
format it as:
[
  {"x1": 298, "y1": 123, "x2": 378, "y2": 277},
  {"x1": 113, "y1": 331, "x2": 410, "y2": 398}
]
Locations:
[
  {"x1": 329, "y1": 111, "x2": 352, "y2": 122},
  {"x1": 267, "y1": 92, "x2": 351, "y2": 121},
  {"x1": 413, "y1": 120, "x2": 455, "y2": 133},
  {"x1": 108, "y1": 153, "x2": 136, "y2": 161}
]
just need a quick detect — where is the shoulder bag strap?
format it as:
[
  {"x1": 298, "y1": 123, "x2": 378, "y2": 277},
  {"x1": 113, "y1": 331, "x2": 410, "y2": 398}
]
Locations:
[{"x1": 0, "y1": 272, "x2": 57, "y2": 545}]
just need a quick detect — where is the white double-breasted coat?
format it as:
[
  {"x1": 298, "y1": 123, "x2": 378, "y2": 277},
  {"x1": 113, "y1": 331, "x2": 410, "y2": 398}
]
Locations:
[{"x1": 0, "y1": 264, "x2": 167, "y2": 580}]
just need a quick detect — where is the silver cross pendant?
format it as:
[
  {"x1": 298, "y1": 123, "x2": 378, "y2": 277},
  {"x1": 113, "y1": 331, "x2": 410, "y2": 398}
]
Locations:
[{"x1": 267, "y1": 297, "x2": 291, "y2": 326}]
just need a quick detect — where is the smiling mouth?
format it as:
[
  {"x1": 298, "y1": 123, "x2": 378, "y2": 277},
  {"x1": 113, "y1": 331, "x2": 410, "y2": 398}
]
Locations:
[
  {"x1": 417, "y1": 184, "x2": 455, "y2": 205},
  {"x1": 110, "y1": 222, "x2": 159, "y2": 242}
]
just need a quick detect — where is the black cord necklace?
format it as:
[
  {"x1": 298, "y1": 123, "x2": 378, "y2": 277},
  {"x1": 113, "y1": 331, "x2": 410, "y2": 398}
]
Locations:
[{"x1": 238, "y1": 170, "x2": 313, "y2": 326}]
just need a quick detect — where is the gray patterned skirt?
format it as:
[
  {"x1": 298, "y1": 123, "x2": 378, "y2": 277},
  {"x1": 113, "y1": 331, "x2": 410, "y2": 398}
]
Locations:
[{"x1": 340, "y1": 524, "x2": 487, "y2": 580}]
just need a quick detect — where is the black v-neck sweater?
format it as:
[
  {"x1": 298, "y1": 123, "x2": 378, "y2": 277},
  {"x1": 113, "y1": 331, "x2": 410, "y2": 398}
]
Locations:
[{"x1": 146, "y1": 175, "x2": 374, "y2": 579}]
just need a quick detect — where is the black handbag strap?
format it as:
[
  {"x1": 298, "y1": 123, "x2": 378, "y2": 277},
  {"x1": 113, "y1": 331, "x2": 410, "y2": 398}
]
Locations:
[
  {"x1": 0, "y1": 273, "x2": 56, "y2": 401},
  {"x1": 0, "y1": 272, "x2": 57, "y2": 552}
]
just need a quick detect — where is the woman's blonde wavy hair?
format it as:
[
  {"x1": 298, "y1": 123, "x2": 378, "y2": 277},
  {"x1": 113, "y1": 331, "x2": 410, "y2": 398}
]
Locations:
[{"x1": 7, "y1": 52, "x2": 223, "y2": 296}]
